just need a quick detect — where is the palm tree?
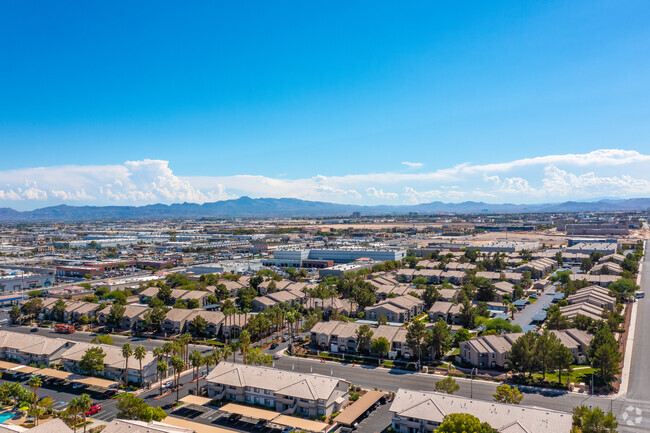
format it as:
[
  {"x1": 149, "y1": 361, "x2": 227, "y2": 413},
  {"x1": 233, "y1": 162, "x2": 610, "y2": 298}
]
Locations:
[
  {"x1": 229, "y1": 341, "x2": 239, "y2": 363},
  {"x1": 77, "y1": 393, "x2": 92, "y2": 433},
  {"x1": 134, "y1": 345, "x2": 146, "y2": 387},
  {"x1": 162, "y1": 342, "x2": 174, "y2": 363},
  {"x1": 68, "y1": 397, "x2": 81, "y2": 433},
  {"x1": 171, "y1": 356, "x2": 184, "y2": 403},
  {"x1": 153, "y1": 347, "x2": 164, "y2": 362},
  {"x1": 121, "y1": 343, "x2": 133, "y2": 391},
  {"x1": 190, "y1": 351, "x2": 204, "y2": 395},
  {"x1": 28, "y1": 376, "x2": 42, "y2": 404},
  {"x1": 221, "y1": 346, "x2": 232, "y2": 365},
  {"x1": 29, "y1": 404, "x2": 44, "y2": 426},
  {"x1": 180, "y1": 333, "x2": 192, "y2": 365},
  {"x1": 157, "y1": 360, "x2": 168, "y2": 396},
  {"x1": 239, "y1": 330, "x2": 251, "y2": 364}
]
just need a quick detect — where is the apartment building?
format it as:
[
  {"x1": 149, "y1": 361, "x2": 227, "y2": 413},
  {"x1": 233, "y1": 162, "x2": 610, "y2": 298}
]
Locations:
[
  {"x1": 206, "y1": 362, "x2": 349, "y2": 417},
  {"x1": 60, "y1": 341, "x2": 157, "y2": 385},
  {"x1": 0, "y1": 331, "x2": 74, "y2": 366},
  {"x1": 389, "y1": 388, "x2": 572, "y2": 433},
  {"x1": 459, "y1": 328, "x2": 593, "y2": 368},
  {"x1": 365, "y1": 294, "x2": 425, "y2": 323}
]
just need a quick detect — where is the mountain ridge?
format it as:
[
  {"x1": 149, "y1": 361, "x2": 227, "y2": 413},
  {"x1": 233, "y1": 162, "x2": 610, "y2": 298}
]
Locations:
[{"x1": 0, "y1": 196, "x2": 648, "y2": 221}]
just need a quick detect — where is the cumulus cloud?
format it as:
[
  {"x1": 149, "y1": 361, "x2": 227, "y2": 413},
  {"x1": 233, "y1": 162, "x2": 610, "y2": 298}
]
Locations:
[
  {"x1": 0, "y1": 148, "x2": 648, "y2": 209},
  {"x1": 366, "y1": 187, "x2": 399, "y2": 200}
]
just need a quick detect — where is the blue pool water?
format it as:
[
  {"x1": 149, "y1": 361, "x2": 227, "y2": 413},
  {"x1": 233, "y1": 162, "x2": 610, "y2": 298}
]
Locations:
[{"x1": 0, "y1": 413, "x2": 14, "y2": 423}]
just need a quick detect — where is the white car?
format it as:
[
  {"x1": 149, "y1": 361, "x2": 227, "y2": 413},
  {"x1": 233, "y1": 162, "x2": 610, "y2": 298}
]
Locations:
[{"x1": 72, "y1": 383, "x2": 85, "y2": 389}]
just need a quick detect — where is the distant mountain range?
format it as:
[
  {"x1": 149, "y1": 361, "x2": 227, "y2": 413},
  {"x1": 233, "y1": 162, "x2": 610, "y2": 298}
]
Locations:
[{"x1": 0, "y1": 197, "x2": 648, "y2": 221}]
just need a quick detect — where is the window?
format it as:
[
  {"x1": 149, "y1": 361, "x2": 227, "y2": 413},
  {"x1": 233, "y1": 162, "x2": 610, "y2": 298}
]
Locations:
[
  {"x1": 264, "y1": 390, "x2": 270, "y2": 395},
  {"x1": 245, "y1": 386, "x2": 251, "y2": 391},
  {"x1": 300, "y1": 398, "x2": 309, "y2": 403},
  {"x1": 318, "y1": 399, "x2": 324, "y2": 404},
  {"x1": 246, "y1": 396, "x2": 252, "y2": 402},
  {"x1": 254, "y1": 388, "x2": 260, "y2": 393},
  {"x1": 229, "y1": 386, "x2": 237, "y2": 390},
  {"x1": 265, "y1": 399, "x2": 271, "y2": 405},
  {"x1": 318, "y1": 409, "x2": 324, "y2": 415}
]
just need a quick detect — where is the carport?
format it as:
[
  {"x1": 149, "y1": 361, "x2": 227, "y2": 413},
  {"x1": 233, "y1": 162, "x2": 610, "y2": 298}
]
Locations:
[
  {"x1": 180, "y1": 395, "x2": 213, "y2": 407},
  {"x1": 0, "y1": 360, "x2": 26, "y2": 371},
  {"x1": 218, "y1": 403, "x2": 278, "y2": 423},
  {"x1": 269, "y1": 415, "x2": 330, "y2": 433},
  {"x1": 14, "y1": 366, "x2": 41, "y2": 375},
  {"x1": 35, "y1": 368, "x2": 72, "y2": 380},
  {"x1": 70, "y1": 376, "x2": 119, "y2": 389},
  {"x1": 333, "y1": 390, "x2": 385, "y2": 427},
  {"x1": 163, "y1": 416, "x2": 234, "y2": 433}
]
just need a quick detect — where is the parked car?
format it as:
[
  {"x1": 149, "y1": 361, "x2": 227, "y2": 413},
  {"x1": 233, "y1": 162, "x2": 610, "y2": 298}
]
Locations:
[
  {"x1": 85, "y1": 405, "x2": 101, "y2": 416},
  {"x1": 270, "y1": 343, "x2": 278, "y2": 349},
  {"x1": 254, "y1": 420, "x2": 267, "y2": 430},
  {"x1": 281, "y1": 427, "x2": 295, "y2": 433},
  {"x1": 30, "y1": 328, "x2": 39, "y2": 332},
  {"x1": 101, "y1": 390, "x2": 117, "y2": 398},
  {"x1": 162, "y1": 380, "x2": 174, "y2": 389},
  {"x1": 72, "y1": 383, "x2": 85, "y2": 389}
]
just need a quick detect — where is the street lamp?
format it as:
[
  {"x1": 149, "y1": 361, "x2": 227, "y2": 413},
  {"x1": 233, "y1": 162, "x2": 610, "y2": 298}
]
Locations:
[
  {"x1": 590, "y1": 362, "x2": 594, "y2": 395},
  {"x1": 470, "y1": 368, "x2": 476, "y2": 398}
]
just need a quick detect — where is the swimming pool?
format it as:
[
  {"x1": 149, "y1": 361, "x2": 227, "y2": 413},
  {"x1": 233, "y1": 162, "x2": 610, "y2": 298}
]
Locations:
[{"x1": 0, "y1": 413, "x2": 14, "y2": 423}]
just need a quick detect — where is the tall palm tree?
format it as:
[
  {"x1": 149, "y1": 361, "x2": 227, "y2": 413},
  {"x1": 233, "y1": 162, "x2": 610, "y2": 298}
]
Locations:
[
  {"x1": 239, "y1": 330, "x2": 251, "y2": 364},
  {"x1": 121, "y1": 343, "x2": 133, "y2": 391},
  {"x1": 28, "y1": 376, "x2": 42, "y2": 404},
  {"x1": 133, "y1": 345, "x2": 146, "y2": 387},
  {"x1": 221, "y1": 346, "x2": 232, "y2": 365},
  {"x1": 162, "y1": 342, "x2": 174, "y2": 363},
  {"x1": 157, "y1": 360, "x2": 168, "y2": 396},
  {"x1": 29, "y1": 404, "x2": 44, "y2": 426},
  {"x1": 171, "y1": 356, "x2": 184, "y2": 403},
  {"x1": 190, "y1": 351, "x2": 203, "y2": 395},
  {"x1": 153, "y1": 347, "x2": 164, "y2": 362},
  {"x1": 229, "y1": 341, "x2": 239, "y2": 363},
  {"x1": 77, "y1": 393, "x2": 92, "y2": 433},
  {"x1": 180, "y1": 333, "x2": 192, "y2": 365},
  {"x1": 68, "y1": 397, "x2": 81, "y2": 433}
]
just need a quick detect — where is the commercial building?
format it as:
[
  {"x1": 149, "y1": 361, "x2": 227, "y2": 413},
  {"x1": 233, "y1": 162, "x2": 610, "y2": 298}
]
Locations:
[{"x1": 478, "y1": 241, "x2": 540, "y2": 253}]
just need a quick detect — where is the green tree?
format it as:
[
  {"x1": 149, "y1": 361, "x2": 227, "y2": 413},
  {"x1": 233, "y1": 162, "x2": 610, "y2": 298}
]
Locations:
[
  {"x1": 546, "y1": 305, "x2": 570, "y2": 330},
  {"x1": 474, "y1": 277, "x2": 496, "y2": 302},
  {"x1": 370, "y1": 337, "x2": 390, "y2": 363},
  {"x1": 157, "y1": 361, "x2": 168, "y2": 396},
  {"x1": 122, "y1": 343, "x2": 133, "y2": 390},
  {"x1": 552, "y1": 342, "x2": 574, "y2": 386},
  {"x1": 189, "y1": 315, "x2": 207, "y2": 338},
  {"x1": 28, "y1": 376, "x2": 42, "y2": 404},
  {"x1": 572, "y1": 405, "x2": 618, "y2": 433},
  {"x1": 535, "y1": 329, "x2": 559, "y2": 380},
  {"x1": 134, "y1": 345, "x2": 146, "y2": 386},
  {"x1": 355, "y1": 324, "x2": 374, "y2": 352},
  {"x1": 9, "y1": 305, "x2": 21, "y2": 324},
  {"x1": 435, "y1": 413, "x2": 497, "y2": 433},
  {"x1": 406, "y1": 320, "x2": 426, "y2": 361},
  {"x1": 459, "y1": 298, "x2": 476, "y2": 328},
  {"x1": 422, "y1": 286, "x2": 441, "y2": 309},
  {"x1": 171, "y1": 355, "x2": 184, "y2": 403},
  {"x1": 143, "y1": 306, "x2": 168, "y2": 333},
  {"x1": 21, "y1": 298, "x2": 44, "y2": 317},
  {"x1": 592, "y1": 343, "x2": 622, "y2": 384},
  {"x1": 239, "y1": 330, "x2": 251, "y2": 364},
  {"x1": 434, "y1": 376, "x2": 459, "y2": 395},
  {"x1": 492, "y1": 384, "x2": 523, "y2": 404},
  {"x1": 190, "y1": 350, "x2": 204, "y2": 395},
  {"x1": 91, "y1": 334, "x2": 114, "y2": 345},
  {"x1": 107, "y1": 303, "x2": 126, "y2": 327},
  {"x1": 157, "y1": 286, "x2": 172, "y2": 305},
  {"x1": 116, "y1": 394, "x2": 147, "y2": 419},
  {"x1": 77, "y1": 393, "x2": 93, "y2": 433},
  {"x1": 79, "y1": 347, "x2": 105, "y2": 376},
  {"x1": 52, "y1": 299, "x2": 67, "y2": 322},
  {"x1": 555, "y1": 251, "x2": 564, "y2": 266},
  {"x1": 510, "y1": 332, "x2": 537, "y2": 377},
  {"x1": 453, "y1": 328, "x2": 472, "y2": 345},
  {"x1": 67, "y1": 398, "x2": 81, "y2": 433},
  {"x1": 425, "y1": 319, "x2": 452, "y2": 359}
]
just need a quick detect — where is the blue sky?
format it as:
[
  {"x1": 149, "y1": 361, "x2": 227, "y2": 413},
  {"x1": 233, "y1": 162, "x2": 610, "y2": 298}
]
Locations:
[{"x1": 1, "y1": 1, "x2": 650, "y2": 209}]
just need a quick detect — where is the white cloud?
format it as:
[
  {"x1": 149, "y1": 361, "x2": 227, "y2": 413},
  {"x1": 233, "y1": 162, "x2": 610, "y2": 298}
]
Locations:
[
  {"x1": 402, "y1": 161, "x2": 423, "y2": 168},
  {"x1": 366, "y1": 187, "x2": 399, "y2": 200},
  {"x1": 0, "y1": 148, "x2": 648, "y2": 209}
]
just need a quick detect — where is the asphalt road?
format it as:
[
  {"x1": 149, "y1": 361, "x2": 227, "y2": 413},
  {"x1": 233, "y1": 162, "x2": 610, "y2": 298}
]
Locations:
[
  {"x1": 512, "y1": 284, "x2": 555, "y2": 327},
  {"x1": 617, "y1": 239, "x2": 650, "y2": 432}
]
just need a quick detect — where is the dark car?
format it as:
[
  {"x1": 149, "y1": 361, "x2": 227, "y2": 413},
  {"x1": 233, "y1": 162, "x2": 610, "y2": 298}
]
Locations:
[
  {"x1": 270, "y1": 343, "x2": 278, "y2": 349},
  {"x1": 101, "y1": 389, "x2": 117, "y2": 398},
  {"x1": 227, "y1": 414, "x2": 242, "y2": 422},
  {"x1": 30, "y1": 328, "x2": 39, "y2": 332}
]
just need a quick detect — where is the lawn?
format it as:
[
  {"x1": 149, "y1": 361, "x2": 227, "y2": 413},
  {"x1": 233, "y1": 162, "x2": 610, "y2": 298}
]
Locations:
[{"x1": 530, "y1": 366, "x2": 595, "y2": 385}]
